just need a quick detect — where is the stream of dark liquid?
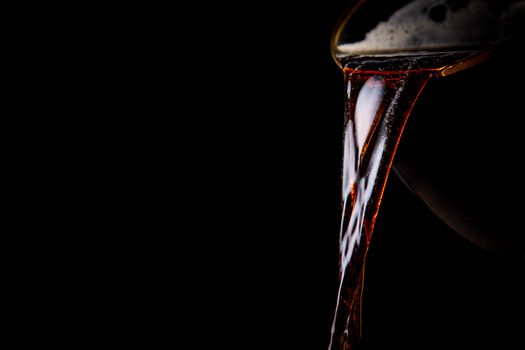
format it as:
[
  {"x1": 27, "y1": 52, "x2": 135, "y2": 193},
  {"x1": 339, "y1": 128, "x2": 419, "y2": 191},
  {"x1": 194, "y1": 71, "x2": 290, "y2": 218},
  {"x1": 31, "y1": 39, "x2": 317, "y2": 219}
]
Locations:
[{"x1": 328, "y1": 52, "x2": 476, "y2": 350}]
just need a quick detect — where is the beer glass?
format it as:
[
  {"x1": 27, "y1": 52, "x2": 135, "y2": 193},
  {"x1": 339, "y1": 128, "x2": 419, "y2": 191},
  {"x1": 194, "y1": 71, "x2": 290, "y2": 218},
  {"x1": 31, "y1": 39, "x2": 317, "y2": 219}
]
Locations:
[{"x1": 328, "y1": 1, "x2": 525, "y2": 349}]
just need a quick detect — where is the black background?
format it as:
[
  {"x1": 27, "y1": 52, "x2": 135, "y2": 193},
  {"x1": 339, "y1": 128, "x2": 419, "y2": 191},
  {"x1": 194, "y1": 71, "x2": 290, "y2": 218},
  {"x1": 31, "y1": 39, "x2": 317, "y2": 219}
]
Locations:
[
  {"x1": 18, "y1": 1, "x2": 523, "y2": 348},
  {"x1": 196, "y1": 1, "x2": 351, "y2": 347}
]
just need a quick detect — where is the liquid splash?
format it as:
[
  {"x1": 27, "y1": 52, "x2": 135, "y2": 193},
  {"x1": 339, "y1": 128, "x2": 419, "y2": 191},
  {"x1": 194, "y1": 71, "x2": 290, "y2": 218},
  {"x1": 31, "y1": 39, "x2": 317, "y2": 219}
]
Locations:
[{"x1": 329, "y1": 58, "x2": 432, "y2": 350}]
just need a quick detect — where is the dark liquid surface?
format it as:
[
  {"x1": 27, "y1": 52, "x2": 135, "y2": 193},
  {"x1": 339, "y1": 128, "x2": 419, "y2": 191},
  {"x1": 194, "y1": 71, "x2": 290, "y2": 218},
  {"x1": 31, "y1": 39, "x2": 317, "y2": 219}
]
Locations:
[{"x1": 338, "y1": 51, "x2": 476, "y2": 74}]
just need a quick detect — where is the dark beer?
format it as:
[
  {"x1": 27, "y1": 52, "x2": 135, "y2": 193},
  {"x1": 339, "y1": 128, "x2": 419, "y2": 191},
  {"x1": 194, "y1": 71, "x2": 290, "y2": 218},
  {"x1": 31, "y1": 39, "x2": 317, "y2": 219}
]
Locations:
[
  {"x1": 329, "y1": 51, "x2": 485, "y2": 350},
  {"x1": 329, "y1": 1, "x2": 525, "y2": 349}
]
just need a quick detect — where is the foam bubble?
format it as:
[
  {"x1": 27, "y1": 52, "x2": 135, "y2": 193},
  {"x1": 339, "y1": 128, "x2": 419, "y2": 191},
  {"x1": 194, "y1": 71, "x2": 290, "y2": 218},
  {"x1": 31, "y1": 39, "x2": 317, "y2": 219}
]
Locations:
[{"x1": 338, "y1": 0, "x2": 525, "y2": 55}]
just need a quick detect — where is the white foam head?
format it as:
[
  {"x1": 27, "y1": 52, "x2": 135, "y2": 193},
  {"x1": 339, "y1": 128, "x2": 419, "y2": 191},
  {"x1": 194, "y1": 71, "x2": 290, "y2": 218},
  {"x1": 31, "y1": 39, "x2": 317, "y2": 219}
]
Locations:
[{"x1": 337, "y1": 0, "x2": 525, "y2": 55}]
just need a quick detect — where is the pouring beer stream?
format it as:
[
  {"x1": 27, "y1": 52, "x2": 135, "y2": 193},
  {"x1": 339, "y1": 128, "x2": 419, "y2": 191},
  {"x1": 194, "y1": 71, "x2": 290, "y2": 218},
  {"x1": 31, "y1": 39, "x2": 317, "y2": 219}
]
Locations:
[{"x1": 328, "y1": 1, "x2": 525, "y2": 349}]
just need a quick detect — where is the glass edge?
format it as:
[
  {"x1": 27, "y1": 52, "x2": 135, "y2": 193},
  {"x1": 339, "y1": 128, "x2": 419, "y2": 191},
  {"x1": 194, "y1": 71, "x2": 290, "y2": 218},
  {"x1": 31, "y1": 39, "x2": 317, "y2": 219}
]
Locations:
[{"x1": 331, "y1": 0, "x2": 368, "y2": 70}]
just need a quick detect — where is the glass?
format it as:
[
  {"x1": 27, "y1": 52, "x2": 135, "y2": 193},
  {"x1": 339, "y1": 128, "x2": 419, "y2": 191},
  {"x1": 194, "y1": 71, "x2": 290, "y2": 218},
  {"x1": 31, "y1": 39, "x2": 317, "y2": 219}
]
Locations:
[{"x1": 328, "y1": 1, "x2": 525, "y2": 349}]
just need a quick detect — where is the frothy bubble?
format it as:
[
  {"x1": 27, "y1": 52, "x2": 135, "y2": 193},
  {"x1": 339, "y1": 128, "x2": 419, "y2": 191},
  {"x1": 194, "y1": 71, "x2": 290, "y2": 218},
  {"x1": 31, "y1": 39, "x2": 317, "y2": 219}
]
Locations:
[{"x1": 338, "y1": 0, "x2": 525, "y2": 55}]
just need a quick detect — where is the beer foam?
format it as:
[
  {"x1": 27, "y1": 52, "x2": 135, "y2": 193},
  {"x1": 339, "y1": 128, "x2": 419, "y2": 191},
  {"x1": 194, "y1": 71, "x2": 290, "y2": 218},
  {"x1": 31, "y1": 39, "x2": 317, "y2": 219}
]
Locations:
[{"x1": 338, "y1": 0, "x2": 525, "y2": 54}]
